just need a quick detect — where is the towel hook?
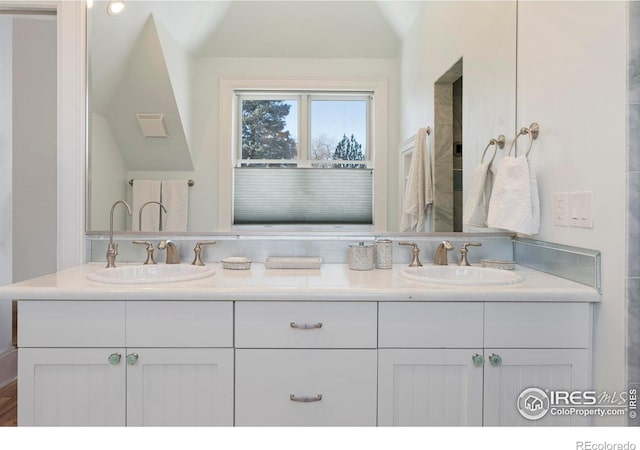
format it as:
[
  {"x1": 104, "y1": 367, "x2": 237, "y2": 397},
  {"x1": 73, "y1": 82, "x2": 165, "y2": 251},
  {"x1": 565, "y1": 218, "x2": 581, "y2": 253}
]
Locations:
[
  {"x1": 480, "y1": 134, "x2": 506, "y2": 165},
  {"x1": 507, "y1": 123, "x2": 540, "y2": 157},
  {"x1": 523, "y1": 122, "x2": 540, "y2": 157}
]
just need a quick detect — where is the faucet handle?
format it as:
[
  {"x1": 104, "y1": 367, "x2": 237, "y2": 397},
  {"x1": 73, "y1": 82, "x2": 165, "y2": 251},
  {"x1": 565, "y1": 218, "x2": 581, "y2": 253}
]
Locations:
[
  {"x1": 399, "y1": 241, "x2": 422, "y2": 267},
  {"x1": 192, "y1": 241, "x2": 217, "y2": 266},
  {"x1": 133, "y1": 240, "x2": 156, "y2": 265},
  {"x1": 459, "y1": 242, "x2": 482, "y2": 266}
]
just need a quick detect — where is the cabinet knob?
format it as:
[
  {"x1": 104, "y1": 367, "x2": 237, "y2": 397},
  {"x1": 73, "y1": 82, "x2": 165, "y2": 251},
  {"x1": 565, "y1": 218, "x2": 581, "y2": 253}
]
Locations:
[
  {"x1": 488, "y1": 353, "x2": 502, "y2": 366},
  {"x1": 290, "y1": 322, "x2": 323, "y2": 329},
  {"x1": 126, "y1": 353, "x2": 139, "y2": 365},
  {"x1": 290, "y1": 394, "x2": 323, "y2": 403},
  {"x1": 472, "y1": 353, "x2": 485, "y2": 367},
  {"x1": 108, "y1": 353, "x2": 121, "y2": 365}
]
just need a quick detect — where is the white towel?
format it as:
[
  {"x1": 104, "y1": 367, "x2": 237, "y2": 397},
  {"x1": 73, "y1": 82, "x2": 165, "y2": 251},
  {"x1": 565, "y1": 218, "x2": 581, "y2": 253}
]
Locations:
[
  {"x1": 161, "y1": 180, "x2": 189, "y2": 232},
  {"x1": 132, "y1": 180, "x2": 161, "y2": 231},
  {"x1": 400, "y1": 128, "x2": 433, "y2": 232},
  {"x1": 487, "y1": 155, "x2": 540, "y2": 235},
  {"x1": 463, "y1": 161, "x2": 495, "y2": 227}
]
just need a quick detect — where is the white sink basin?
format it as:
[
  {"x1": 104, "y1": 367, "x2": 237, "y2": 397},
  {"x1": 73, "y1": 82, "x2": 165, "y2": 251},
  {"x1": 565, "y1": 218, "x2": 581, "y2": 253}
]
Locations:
[
  {"x1": 400, "y1": 265, "x2": 524, "y2": 286},
  {"x1": 88, "y1": 264, "x2": 215, "y2": 284}
]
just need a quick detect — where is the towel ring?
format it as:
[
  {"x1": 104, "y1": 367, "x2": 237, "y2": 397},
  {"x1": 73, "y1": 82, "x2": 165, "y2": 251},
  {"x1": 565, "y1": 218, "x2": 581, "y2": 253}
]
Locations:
[
  {"x1": 480, "y1": 134, "x2": 506, "y2": 165},
  {"x1": 507, "y1": 123, "x2": 540, "y2": 158}
]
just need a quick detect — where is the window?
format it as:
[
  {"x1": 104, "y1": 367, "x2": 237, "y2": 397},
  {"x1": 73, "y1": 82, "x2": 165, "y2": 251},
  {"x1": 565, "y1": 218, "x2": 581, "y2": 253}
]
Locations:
[
  {"x1": 233, "y1": 91, "x2": 374, "y2": 226},
  {"x1": 236, "y1": 92, "x2": 371, "y2": 168}
]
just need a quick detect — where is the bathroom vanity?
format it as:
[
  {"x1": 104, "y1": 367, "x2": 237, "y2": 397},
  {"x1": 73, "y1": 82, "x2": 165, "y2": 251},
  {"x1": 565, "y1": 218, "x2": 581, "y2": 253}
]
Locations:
[{"x1": 1, "y1": 263, "x2": 599, "y2": 427}]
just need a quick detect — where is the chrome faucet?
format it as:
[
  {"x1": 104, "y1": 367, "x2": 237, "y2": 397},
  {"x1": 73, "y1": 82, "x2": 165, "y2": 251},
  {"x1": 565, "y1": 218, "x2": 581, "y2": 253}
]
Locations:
[
  {"x1": 138, "y1": 201, "x2": 167, "y2": 231},
  {"x1": 158, "y1": 240, "x2": 180, "y2": 264},
  {"x1": 433, "y1": 240, "x2": 454, "y2": 265},
  {"x1": 399, "y1": 242, "x2": 422, "y2": 267},
  {"x1": 106, "y1": 200, "x2": 132, "y2": 268},
  {"x1": 458, "y1": 242, "x2": 482, "y2": 266}
]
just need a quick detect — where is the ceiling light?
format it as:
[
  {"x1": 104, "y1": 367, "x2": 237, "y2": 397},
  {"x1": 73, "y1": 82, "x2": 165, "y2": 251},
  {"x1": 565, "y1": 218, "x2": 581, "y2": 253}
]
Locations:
[
  {"x1": 86, "y1": 0, "x2": 94, "y2": 8},
  {"x1": 107, "y1": 0, "x2": 125, "y2": 16}
]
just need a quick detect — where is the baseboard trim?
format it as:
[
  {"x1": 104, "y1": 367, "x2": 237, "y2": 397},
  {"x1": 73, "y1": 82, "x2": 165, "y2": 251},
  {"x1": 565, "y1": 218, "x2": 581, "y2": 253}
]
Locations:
[{"x1": 0, "y1": 348, "x2": 17, "y2": 389}]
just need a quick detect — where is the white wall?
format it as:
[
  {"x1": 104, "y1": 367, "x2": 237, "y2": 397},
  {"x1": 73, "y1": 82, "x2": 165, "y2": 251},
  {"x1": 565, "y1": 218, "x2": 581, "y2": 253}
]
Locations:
[
  {"x1": 517, "y1": 1, "x2": 627, "y2": 424},
  {"x1": 0, "y1": 16, "x2": 13, "y2": 354},
  {"x1": 90, "y1": 113, "x2": 128, "y2": 231},
  {"x1": 399, "y1": 1, "x2": 517, "y2": 230},
  {"x1": 12, "y1": 17, "x2": 57, "y2": 283}
]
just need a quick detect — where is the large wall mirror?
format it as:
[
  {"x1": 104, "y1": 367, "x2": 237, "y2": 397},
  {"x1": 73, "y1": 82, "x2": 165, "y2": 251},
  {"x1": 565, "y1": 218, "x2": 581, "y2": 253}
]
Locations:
[{"x1": 87, "y1": 0, "x2": 516, "y2": 234}]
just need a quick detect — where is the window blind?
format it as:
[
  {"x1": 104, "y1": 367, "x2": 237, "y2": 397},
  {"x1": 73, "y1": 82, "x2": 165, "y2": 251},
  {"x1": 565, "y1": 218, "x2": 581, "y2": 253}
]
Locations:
[{"x1": 233, "y1": 168, "x2": 373, "y2": 225}]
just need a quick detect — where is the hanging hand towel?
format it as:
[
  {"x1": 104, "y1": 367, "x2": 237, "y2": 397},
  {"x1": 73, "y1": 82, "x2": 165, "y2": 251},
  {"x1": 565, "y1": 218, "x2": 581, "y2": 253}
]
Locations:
[
  {"x1": 400, "y1": 128, "x2": 433, "y2": 232},
  {"x1": 161, "y1": 180, "x2": 189, "y2": 232},
  {"x1": 132, "y1": 180, "x2": 161, "y2": 231},
  {"x1": 487, "y1": 155, "x2": 540, "y2": 235},
  {"x1": 463, "y1": 161, "x2": 495, "y2": 227}
]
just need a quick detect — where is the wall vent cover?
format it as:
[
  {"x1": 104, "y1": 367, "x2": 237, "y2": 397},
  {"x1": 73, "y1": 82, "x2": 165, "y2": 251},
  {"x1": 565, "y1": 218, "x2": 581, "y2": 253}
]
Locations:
[{"x1": 136, "y1": 113, "x2": 169, "y2": 138}]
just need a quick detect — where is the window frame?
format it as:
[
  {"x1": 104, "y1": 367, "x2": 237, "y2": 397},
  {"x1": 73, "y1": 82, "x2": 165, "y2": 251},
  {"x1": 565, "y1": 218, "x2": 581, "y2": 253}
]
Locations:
[
  {"x1": 235, "y1": 91, "x2": 373, "y2": 169},
  {"x1": 219, "y1": 78, "x2": 388, "y2": 232}
]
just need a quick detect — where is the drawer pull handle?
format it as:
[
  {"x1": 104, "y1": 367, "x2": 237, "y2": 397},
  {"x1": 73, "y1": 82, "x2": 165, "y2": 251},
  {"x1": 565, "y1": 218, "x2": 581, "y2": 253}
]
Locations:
[
  {"x1": 290, "y1": 322, "x2": 323, "y2": 329},
  {"x1": 290, "y1": 394, "x2": 323, "y2": 402}
]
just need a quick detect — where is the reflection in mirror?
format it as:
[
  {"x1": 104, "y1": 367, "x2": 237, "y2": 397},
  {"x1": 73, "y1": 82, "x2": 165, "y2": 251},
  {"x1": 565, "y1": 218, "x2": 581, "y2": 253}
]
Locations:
[{"x1": 87, "y1": 0, "x2": 516, "y2": 234}]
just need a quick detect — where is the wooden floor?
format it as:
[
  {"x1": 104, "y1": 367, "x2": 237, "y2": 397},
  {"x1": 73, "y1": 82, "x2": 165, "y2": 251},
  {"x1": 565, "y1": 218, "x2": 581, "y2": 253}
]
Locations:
[{"x1": 0, "y1": 380, "x2": 17, "y2": 426}]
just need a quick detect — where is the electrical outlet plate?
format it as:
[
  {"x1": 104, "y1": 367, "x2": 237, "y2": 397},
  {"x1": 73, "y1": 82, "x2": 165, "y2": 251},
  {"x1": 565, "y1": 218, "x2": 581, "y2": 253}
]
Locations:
[
  {"x1": 569, "y1": 191, "x2": 593, "y2": 228},
  {"x1": 553, "y1": 192, "x2": 569, "y2": 226}
]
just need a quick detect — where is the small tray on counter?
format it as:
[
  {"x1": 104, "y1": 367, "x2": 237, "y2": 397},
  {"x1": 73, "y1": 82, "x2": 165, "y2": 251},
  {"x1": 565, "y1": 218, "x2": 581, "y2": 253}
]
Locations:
[
  {"x1": 222, "y1": 257, "x2": 252, "y2": 270},
  {"x1": 264, "y1": 257, "x2": 322, "y2": 269}
]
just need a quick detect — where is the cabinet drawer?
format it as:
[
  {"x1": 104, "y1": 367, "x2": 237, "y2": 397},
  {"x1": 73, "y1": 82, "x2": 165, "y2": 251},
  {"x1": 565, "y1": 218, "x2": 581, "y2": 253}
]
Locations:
[
  {"x1": 126, "y1": 301, "x2": 233, "y2": 347},
  {"x1": 378, "y1": 302, "x2": 483, "y2": 348},
  {"x1": 18, "y1": 301, "x2": 125, "y2": 347},
  {"x1": 235, "y1": 302, "x2": 377, "y2": 348},
  {"x1": 235, "y1": 349, "x2": 377, "y2": 426},
  {"x1": 484, "y1": 302, "x2": 591, "y2": 348}
]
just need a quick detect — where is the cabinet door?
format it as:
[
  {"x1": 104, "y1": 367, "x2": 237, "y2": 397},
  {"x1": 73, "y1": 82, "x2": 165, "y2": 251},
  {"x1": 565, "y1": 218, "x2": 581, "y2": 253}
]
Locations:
[
  {"x1": 378, "y1": 349, "x2": 484, "y2": 426},
  {"x1": 483, "y1": 348, "x2": 590, "y2": 426},
  {"x1": 236, "y1": 349, "x2": 377, "y2": 426},
  {"x1": 18, "y1": 348, "x2": 126, "y2": 426},
  {"x1": 126, "y1": 348, "x2": 234, "y2": 426}
]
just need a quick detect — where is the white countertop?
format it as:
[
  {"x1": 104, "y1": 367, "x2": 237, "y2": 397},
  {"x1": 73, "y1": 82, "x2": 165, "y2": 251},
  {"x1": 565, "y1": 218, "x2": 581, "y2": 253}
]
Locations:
[{"x1": 0, "y1": 263, "x2": 601, "y2": 302}]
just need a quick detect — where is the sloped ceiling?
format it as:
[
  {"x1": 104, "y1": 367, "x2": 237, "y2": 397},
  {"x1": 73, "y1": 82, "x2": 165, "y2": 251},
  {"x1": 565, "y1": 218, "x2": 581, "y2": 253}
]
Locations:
[
  {"x1": 198, "y1": 1, "x2": 400, "y2": 58},
  {"x1": 106, "y1": 15, "x2": 194, "y2": 171}
]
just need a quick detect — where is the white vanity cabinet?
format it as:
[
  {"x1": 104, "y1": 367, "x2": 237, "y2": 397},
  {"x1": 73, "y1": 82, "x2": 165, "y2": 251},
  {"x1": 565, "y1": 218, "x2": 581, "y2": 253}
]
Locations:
[
  {"x1": 18, "y1": 300, "x2": 234, "y2": 426},
  {"x1": 234, "y1": 301, "x2": 378, "y2": 426},
  {"x1": 378, "y1": 301, "x2": 592, "y2": 426},
  {"x1": 378, "y1": 302, "x2": 485, "y2": 426},
  {"x1": 15, "y1": 294, "x2": 594, "y2": 426},
  {"x1": 482, "y1": 302, "x2": 591, "y2": 426}
]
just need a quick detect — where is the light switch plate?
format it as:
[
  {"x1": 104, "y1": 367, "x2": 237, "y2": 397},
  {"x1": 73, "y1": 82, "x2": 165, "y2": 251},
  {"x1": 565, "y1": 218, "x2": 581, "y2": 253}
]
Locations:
[
  {"x1": 569, "y1": 191, "x2": 593, "y2": 228},
  {"x1": 553, "y1": 192, "x2": 569, "y2": 226}
]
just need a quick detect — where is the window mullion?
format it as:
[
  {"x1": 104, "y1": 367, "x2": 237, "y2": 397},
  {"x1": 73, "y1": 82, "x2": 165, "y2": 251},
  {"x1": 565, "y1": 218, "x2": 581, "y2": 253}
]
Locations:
[{"x1": 298, "y1": 93, "x2": 310, "y2": 167}]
